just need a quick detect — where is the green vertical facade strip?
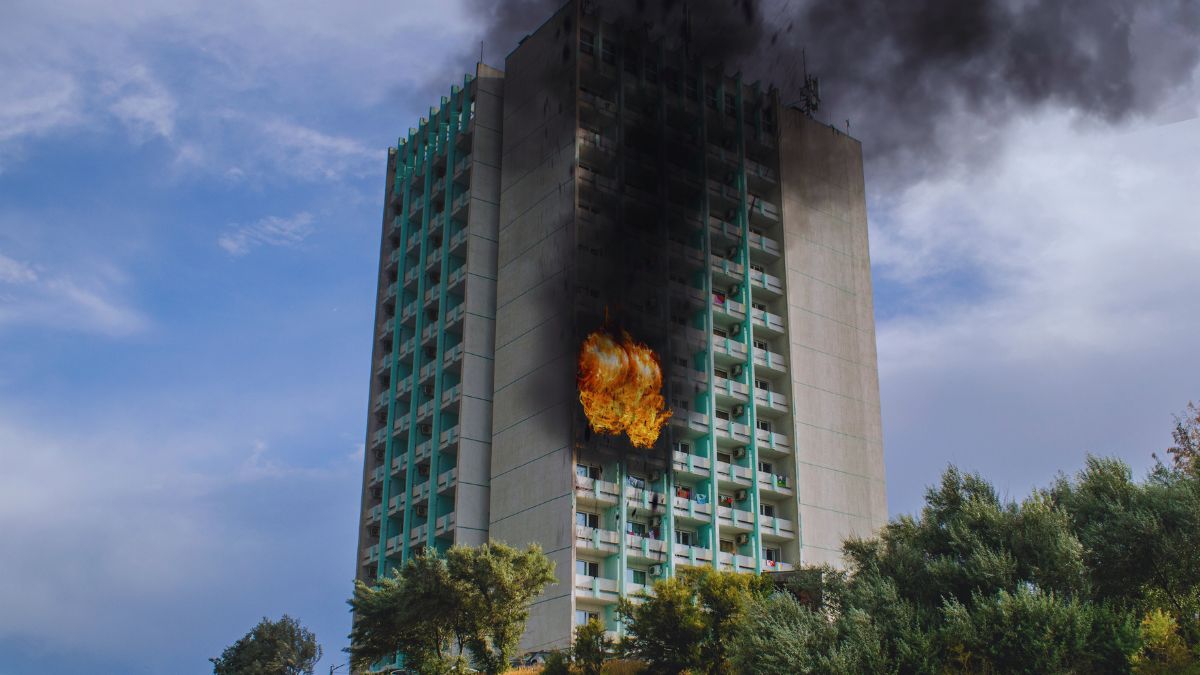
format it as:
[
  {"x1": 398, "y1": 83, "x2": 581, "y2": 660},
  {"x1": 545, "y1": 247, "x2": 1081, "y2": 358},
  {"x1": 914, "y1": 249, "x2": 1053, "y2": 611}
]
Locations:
[
  {"x1": 699, "y1": 66, "x2": 721, "y2": 570},
  {"x1": 733, "y1": 74, "x2": 765, "y2": 573},
  {"x1": 401, "y1": 118, "x2": 436, "y2": 564}
]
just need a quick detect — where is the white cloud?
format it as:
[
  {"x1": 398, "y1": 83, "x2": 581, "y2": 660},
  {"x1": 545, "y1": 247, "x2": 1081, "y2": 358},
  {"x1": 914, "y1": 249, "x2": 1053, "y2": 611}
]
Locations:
[
  {"x1": 0, "y1": 409, "x2": 360, "y2": 664},
  {"x1": 870, "y1": 109, "x2": 1200, "y2": 515},
  {"x1": 217, "y1": 212, "x2": 316, "y2": 256},
  {"x1": 0, "y1": 250, "x2": 149, "y2": 336},
  {"x1": 105, "y1": 65, "x2": 177, "y2": 141}
]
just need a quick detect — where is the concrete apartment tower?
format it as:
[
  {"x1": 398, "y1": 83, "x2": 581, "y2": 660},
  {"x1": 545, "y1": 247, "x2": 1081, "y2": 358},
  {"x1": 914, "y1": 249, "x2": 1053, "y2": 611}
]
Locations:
[{"x1": 356, "y1": 0, "x2": 886, "y2": 658}]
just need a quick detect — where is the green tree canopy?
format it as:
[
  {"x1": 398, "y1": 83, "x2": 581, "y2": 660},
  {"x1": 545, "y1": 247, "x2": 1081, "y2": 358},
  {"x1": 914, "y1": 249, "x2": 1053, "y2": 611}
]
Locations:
[
  {"x1": 211, "y1": 615, "x2": 321, "y2": 675},
  {"x1": 347, "y1": 541, "x2": 555, "y2": 675}
]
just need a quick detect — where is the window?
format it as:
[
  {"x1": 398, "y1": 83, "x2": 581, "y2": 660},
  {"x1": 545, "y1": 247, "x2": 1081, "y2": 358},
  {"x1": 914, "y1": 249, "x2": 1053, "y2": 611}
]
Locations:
[
  {"x1": 676, "y1": 530, "x2": 695, "y2": 546},
  {"x1": 759, "y1": 460, "x2": 774, "y2": 474},
  {"x1": 601, "y1": 39, "x2": 616, "y2": 65},
  {"x1": 755, "y1": 378, "x2": 770, "y2": 391},
  {"x1": 717, "y1": 452, "x2": 731, "y2": 464},
  {"x1": 715, "y1": 408, "x2": 730, "y2": 421},
  {"x1": 760, "y1": 503, "x2": 776, "y2": 517},
  {"x1": 757, "y1": 419, "x2": 773, "y2": 432},
  {"x1": 753, "y1": 338, "x2": 768, "y2": 351},
  {"x1": 713, "y1": 326, "x2": 727, "y2": 339},
  {"x1": 712, "y1": 291, "x2": 726, "y2": 307},
  {"x1": 627, "y1": 474, "x2": 646, "y2": 489},
  {"x1": 714, "y1": 367, "x2": 728, "y2": 379},
  {"x1": 750, "y1": 263, "x2": 764, "y2": 274},
  {"x1": 580, "y1": 30, "x2": 595, "y2": 55},
  {"x1": 719, "y1": 538, "x2": 735, "y2": 553},
  {"x1": 575, "y1": 609, "x2": 600, "y2": 626},
  {"x1": 627, "y1": 521, "x2": 647, "y2": 536},
  {"x1": 718, "y1": 492, "x2": 734, "y2": 507},
  {"x1": 764, "y1": 547, "x2": 780, "y2": 563},
  {"x1": 752, "y1": 301, "x2": 767, "y2": 312},
  {"x1": 673, "y1": 355, "x2": 688, "y2": 368},
  {"x1": 576, "y1": 463, "x2": 601, "y2": 479},
  {"x1": 576, "y1": 511, "x2": 599, "y2": 529},
  {"x1": 627, "y1": 568, "x2": 648, "y2": 585},
  {"x1": 675, "y1": 485, "x2": 693, "y2": 499},
  {"x1": 576, "y1": 560, "x2": 599, "y2": 577},
  {"x1": 674, "y1": 441, "x2": 692, "y2": 454}
]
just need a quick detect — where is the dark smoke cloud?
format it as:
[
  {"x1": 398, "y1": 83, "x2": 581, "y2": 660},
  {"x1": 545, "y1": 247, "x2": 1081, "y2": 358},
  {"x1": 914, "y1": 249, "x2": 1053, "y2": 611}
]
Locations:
[{"x1": 466, "y1": 0, "x2": 1200, "y2": 186}]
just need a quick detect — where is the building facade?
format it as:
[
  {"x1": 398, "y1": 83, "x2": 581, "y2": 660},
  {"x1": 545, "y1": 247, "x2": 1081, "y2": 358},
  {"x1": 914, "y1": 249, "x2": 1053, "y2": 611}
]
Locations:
[{"x1": 356, "y1": 0, "x2": 886, "y2": 656}]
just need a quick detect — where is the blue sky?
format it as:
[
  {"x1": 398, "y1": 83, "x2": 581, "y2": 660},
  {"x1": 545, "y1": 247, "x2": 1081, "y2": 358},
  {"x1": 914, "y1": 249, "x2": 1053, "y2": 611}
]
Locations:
[{"x1": 1, "y1": 1, "x2": 1198, "y2": 673}]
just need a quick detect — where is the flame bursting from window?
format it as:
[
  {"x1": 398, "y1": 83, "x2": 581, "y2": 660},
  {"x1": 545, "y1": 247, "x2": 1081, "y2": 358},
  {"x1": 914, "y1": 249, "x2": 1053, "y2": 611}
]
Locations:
[{"x1": 577, "y1": 329, "x2": 673, "y2": 448}]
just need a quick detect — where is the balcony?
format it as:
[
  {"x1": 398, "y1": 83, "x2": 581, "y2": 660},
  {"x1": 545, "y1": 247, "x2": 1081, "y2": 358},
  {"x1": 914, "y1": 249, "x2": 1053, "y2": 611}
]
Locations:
[
  {"x1": 435, "y1": 424, "x2": 458, "y2": 452},
  {"x1": 397, "y1": 337, "x2": 416, "y2": 360},
  {"x1": 425, "y1": 246, "x2": 443, "y2": 272},
  {"x1": 754, "y1": 387, "x2": 789, "y2": 414},
  {"x1": 749, "y1": 268, "x2": 784, "y2": 297},
  {"x1": 406, "y1": 229, "x2": 422, "y2": 253},
  {"x1": 579, "y1": 88, "x2": 617, "y2": 116},
  {"x1": 711, "y1": 417, "x2": 752, "y2": 443},
  {"x1": 669, "y1": 409, "x2": 710, "y2": 434},
  {"x1": 748, "y1": 197, "x2": 780, "y2": 224},
  {"x1": 755, "y1": 428, "x2": 792, "y2": 453},
  {"x1": 750, "y1": 307, "x2": 785, "y2": 335},
  {"x1": 395, "y1": 373, "x2": 414, "y2": 399},
  {"x1": 370, "y1": 427, "x2": 388, "y2": 450},
  {"x1": 400, "y1": 301, "x2": 418, "y2": 326},
  {"x1": 369, "y1": 464, "x2": 385, "y2": 486},
  {"x1": 388, "y1": 492, "x2": 406, "y2": 516},
  {"x1": 752, "y1": 347, "x2": 787, "y2": 375},
  {"x1": 362, "y1": 545, "x2": 380, "y2": 565},
  {"x1": 672, "y1": 450, "x2": 712, "y2": 478},
  {"x1": 379, "y1": 318, "x2": 395, "y2": 340},
  {"x1": 372, "y1": 392, "x2": 390, "y2": 413},
  {"x1": 575, "y1": 574, "x2": 620, "y2": 602},
  {"x1": 453, "y1": 154, "x2": 471, "y2": 179},
  {"x1": 576, "y1": 525, "x2": 620, "y2": 556},
  {"x1": 385, "y1": 535, "x2": 402, "y2": 558},
  {"x1": 394, "y1": 414, "x2": 411, "y2": 435},
  {"x1": 625, "y1": 532, "x2": 668, "y2": 563},
  {"x1": 437, "y1": 467, "x2": 457, "y2": 494},
  {"x1": 758, "y1": 470, "x2": 794, "y2": 497},
  {"x1": 384, "y1": 282, "x2": 398, "y2": 303},
  {"x1": 443, "y1": 341, "x2": 464, "y2": 368},
  {"x1": 367, "y1": 504, "x2": 382, "y2": 524},
  {"x1": 710, "y1": 375, "x2": 749, "y2": 402},
  {"x1": 759, "y1": 514, "x2": 797, "y2": 539},
  {"x1": 713, "y1": 297, "x2": 746, "y2": 322},
  {"x1": 441, "y1": 383, "x2": 462, "y2": 408},
  {"x1": 408, "y1": 523, "x2": 428, "y2": 546},
  {"x1": 673, "y1": 543, "x2": 714, "y2": 567},
  {"x1": 714, "y1": 460, "x2": 753, "y2": 488},
  {"x1": 575, "y1": 474, "x2": 620, "y2": 507},
  {"x1": 672, "y1": 494, "x2": 713, "y2": 523},
  {"x1": 451, "y1": 190, "x2": 471, "y2": 219},
  {"x1": 435, "y1": 511, "x2": 456, "y2": 536},
  {"x1": 391, "y1": 452, "x2": 406, "y2": 478}
]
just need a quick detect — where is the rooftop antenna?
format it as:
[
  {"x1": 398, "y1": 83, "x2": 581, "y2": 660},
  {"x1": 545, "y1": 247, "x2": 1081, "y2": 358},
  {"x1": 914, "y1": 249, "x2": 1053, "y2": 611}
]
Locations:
[{"x1": 793, "y1": 48, "x2": 821, "y2": 117}]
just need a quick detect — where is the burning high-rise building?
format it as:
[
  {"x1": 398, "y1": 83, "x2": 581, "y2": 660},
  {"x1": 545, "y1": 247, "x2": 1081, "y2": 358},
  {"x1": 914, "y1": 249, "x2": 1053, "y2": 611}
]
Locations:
[{"x1": 356, "y1": 0, "x2": 886, "y2": 659}]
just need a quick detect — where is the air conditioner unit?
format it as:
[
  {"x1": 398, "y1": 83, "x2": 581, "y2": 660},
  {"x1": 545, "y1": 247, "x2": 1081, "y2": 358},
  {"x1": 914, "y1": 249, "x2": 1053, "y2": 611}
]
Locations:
[
  {"x1": 736, "y1": 533, "x2": 750, "y2": 546},
  {"x1": 727, "y1": 284, "x2": 741, "y2": 297},
  {"x1": 726, "y1": 245, "x2": 739, "y2": 259},
  {"x1": 731, "y1": 364, "x2": 744, "y2": 378},
  {"x1": 650, "y1": 564, "x2": 664, "y2": 576},
  {"x1": 733, "y1": 446, "x2": 748, "y2": 460},
  {"x1": 735, "y1": 489, "x2": 748, "y2": 502},
  {"x1": 414, "y1": 504, "x2": 428, "y2": 517},
  {"x1": 732, "y1": 405, "x2": 745, "y2": 418}
]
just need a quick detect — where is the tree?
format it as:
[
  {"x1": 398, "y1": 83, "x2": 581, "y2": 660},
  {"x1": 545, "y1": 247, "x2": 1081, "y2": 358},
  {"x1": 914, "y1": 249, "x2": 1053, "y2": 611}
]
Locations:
[
  {"x1": 211, "y1": 615, "x2": 321, "y2": 675},
  {"x1": 347, "y1": 550, "x2": 469, "y2": 674},
  {"x1": 618, "y1": 567, "x2": 770, "y2": 675},
  {"x1": 1164, "y1": 401, "x2": 1200, "y2": 476},
  {"x1": 1132, "y1": 608, "x2": 1200, "y2": 674},
  {"x1": 573, "y1": 618, "x2": 611, "y2": 675},
  {"x1": 447, "y1": 541, "x2": 557, "y2": 674},
  {"x1": 347, "y1": 542, "x2": 555, "y2": 675}
]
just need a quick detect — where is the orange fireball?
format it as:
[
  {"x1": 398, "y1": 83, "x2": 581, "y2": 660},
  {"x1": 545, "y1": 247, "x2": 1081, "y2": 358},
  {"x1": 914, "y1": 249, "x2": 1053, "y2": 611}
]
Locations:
[{"x1": 578, "y1": 330, "x2": 673, "y2": 448}]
